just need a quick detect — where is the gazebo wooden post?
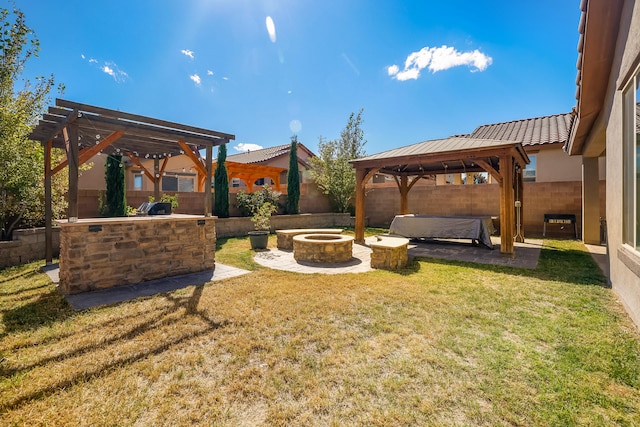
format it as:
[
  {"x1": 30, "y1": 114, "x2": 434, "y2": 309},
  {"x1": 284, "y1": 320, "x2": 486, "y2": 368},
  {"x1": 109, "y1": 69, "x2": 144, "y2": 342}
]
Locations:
[
  {"x1": 63, "y1": 125, "x2": 79, "y2": 222},
  {"x1": 499, "y1": 154, "x2": 515, "y2": 254},
  {"x1": 355, "y1": 168, "x2": 367, "y2": 243},
  {"x1": 44, "y1": 140, "x2": 53, "y2": 264},
  {"x1": 153, "y1": 158, "x2": 160, "y2": 201},
  {"x1": 399, "y1": 174, "x2": 409, "y2": 214},
  {"x1": 515, "y1": 166, "x2": 525, "y2": 242},
  {"x1": 204, "y1": 145, "x2": 213, "y2": 216}
]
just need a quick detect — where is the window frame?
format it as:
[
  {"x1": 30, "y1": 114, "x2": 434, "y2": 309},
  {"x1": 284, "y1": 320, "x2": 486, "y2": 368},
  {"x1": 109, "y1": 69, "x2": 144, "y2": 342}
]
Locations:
[
  {"x1": 622, "y1": 69, "x2": 640, "y2": 248},
  {"x1": 523, "y1": 154, "x2": 536, "y2": 182}
]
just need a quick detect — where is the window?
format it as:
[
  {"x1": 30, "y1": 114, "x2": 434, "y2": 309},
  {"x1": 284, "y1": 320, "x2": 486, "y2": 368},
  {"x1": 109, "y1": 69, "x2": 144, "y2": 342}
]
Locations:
[
  {"x1": 623, "y1": 70, "x2": 640, "y2": 248},
  {"x1": 133, "y1": 174, "x2": 143, "y2": 190},
  {"x1": 178, "y1": 176, "x2": 194, "y2": 192},
  {"x1": 523, "y1": 155, "x2": 536, "y2": 182},
  {"x1": 162, "y1": 175, "x2": 195, "y2": 192},
  {"x1": 162, "y1": 176, "x2": 178, "y2": 192}
]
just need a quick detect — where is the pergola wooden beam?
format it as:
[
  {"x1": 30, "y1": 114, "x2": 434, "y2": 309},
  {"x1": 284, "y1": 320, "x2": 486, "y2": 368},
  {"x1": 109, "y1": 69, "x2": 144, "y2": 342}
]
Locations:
[{"x1": 49, "y1": 130, "x2": 124, "y2": 176}]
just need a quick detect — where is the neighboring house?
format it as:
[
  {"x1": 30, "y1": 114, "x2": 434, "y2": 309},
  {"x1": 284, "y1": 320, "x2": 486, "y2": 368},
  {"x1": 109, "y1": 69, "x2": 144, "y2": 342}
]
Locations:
[
  {"x1": 79, "y1": 142, "x2": 317, "y2": 193},
  {"x1": 225, "y1": 143, "x2": 317, "y2": 189},
  {"x1": 565, "y1": 0, "x2": 640, "y2": 326},
  {"x1": 469, "y1": 113, "x2": 585, "y2": 183}
]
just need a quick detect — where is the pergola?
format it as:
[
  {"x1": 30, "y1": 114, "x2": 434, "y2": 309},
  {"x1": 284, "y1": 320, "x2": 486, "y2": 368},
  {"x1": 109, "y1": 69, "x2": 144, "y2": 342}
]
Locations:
[
  {"x1": 219, "y1": 161, "x2": 285, "y2": 193},
  {"x1": 350, "y1": 137, "x2": 529, "y2": 254},
  {"x1": 28, "y1": 99, "x2": 235, "y2": 263}
]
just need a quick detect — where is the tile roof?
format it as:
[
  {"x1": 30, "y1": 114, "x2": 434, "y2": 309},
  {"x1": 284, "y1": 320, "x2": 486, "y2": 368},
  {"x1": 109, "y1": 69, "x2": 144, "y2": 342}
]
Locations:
[
  {"x1": 467, "y1": 112, "x2": 574, "y2": 146},
  {"x1": 227, "y1": 143, "x2": 291, "y2": 164}
]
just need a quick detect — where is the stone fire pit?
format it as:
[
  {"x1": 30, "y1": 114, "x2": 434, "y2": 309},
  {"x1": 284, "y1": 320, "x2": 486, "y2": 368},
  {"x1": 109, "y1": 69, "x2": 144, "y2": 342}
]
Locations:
[{"x1": 293, "y1": 234, "x2": 355, "y2": 263}]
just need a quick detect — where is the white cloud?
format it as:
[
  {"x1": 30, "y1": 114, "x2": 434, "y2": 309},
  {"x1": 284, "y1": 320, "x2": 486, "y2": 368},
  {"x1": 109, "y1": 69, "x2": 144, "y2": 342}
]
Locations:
[
  {"x1": 101, "y1": 62, "x2": 128, "y2": 82},
  {"x1": 265, "y1": 16, "x2": 276, "y2": 43},
  {"x1": 181, "y1": 49, "x2": 195, "y2": 59},
  {"x1": 388, "y1": 45, "x2": 492, "y2": 81},
  {"x1": 190, "y1": 73, "x2": 201, "y2": 86},
  {"x1": 234, "y1": 143, "x2": 263, "y2": 152},
  {"x1": 207, "y1": 70, "x2": 214, "y2": 75},
  {"x1": 222, "y1": 76, "x2": 229, "y2": 81},
  {"x1": 102, "y1": 65, "x2": 115, "y2": 77},
  {"x1": 82, "y1": 54, "x2": 129, "y2": 82}
]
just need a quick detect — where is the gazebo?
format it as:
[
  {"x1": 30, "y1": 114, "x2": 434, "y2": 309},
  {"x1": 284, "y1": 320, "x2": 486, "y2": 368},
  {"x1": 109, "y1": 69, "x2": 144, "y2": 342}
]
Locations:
[
  {"x1": 350, "y1": 137, "x2": 529, "y2": 254},
  {"x1": 28, "y1": 99, "x2": 235, "y2": 264}
]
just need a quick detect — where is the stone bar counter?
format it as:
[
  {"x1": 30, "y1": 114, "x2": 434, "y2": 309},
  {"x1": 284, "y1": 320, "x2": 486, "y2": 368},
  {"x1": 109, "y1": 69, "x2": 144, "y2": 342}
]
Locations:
[{"x1": 57, "y1": 215, "x2": 216, "y2": 294}]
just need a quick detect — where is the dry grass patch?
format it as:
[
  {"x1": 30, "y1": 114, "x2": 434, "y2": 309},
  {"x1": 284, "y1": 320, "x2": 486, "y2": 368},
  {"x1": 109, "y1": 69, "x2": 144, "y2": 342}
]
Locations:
[{"x1": 1, "y1": 239, "x2": 640, "y2": 425}]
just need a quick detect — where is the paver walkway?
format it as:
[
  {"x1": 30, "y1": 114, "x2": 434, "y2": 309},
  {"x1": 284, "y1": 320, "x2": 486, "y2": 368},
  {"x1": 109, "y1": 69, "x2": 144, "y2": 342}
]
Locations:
[
  {"x1": 254, "y1": 235, "x2": 542, "y2": 273},
  {"x1": 42, "y1": 263, "x2": 250, "y2": 310},
  {"x1": 254, "y1": 240, "x2": 374, "y2": 274}
]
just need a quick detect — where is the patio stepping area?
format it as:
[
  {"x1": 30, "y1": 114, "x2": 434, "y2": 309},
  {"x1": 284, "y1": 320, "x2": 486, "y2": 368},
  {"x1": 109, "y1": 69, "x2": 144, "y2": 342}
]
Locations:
[
  {"x1": 254, "y1": 235, "x2": 543, "y2": 274},
  {"x1": 42, "y1": 236, "x2": 543, "y2": 310}
]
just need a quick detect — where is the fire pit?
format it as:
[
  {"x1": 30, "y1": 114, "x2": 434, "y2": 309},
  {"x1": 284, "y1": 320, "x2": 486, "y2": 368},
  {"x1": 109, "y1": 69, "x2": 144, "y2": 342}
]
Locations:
[{"x1": 293, "y1": 234, "x2": 354, "y2": 263}]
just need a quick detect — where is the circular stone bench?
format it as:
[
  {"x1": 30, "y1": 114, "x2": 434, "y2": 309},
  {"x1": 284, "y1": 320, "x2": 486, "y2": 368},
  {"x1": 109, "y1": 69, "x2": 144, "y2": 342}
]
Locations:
[
  {"x1": 293, "y1": 234, "x2": 354, "y2": 263},
  {"x1": 276, "y1": 228, "x2": 344, "y2": 250},
  {"x1": 369, "y1": 235, "x2": 409, "y2": 270}
]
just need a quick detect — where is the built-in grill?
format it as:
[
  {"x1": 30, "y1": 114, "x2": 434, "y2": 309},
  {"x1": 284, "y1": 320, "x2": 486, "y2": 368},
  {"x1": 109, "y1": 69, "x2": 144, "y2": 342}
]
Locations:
[{"x1": 136, "y1": 202, "x2": 172, "y2": 216}]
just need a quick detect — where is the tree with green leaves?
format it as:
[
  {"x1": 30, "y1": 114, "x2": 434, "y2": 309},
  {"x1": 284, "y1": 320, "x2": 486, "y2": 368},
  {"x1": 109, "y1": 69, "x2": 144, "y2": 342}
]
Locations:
[
  {"x1": 309, "y1": 109, "x2": 366, "y2": 213},
  {"x1": 214, "y1": 144, "x2": 230, "y2": 217},
  {"x1": 0, "y1": 6, "x2": 63, "y2": 240},
  {"x1": 105, "y1": 155, "x2": 126, "y2": 216},
  {"x1": 286, "y1": 135, "x2": 300, "y2": 214}
]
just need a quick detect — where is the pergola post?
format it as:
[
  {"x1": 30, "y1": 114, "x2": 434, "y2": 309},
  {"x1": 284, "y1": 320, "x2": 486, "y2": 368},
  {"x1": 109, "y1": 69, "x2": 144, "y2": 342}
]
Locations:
[
  {"x1": 355, "y1": 168, "x2": 367, "y2": 243},
  {"x1": 499, "y1": 154, "x2": 515, "y2": 254},
  {"x1": 153, "y1": 158, "x2": 160, "y2": 201},
  {"x1": 62, "y1": 125, "x2": 79, "y2": 222},
  {"x1": 515, "y1": 166, "x2": 525, "y2": 242},
  {"x1": 204, "y1": 145, "x2": 213, "y2": 216},
  {"x1": 44, "y1": 140, "x2": 53, "y2": 264},
  {"x1": 399, "y1": 174, "x2": 409, "y2": 214}
]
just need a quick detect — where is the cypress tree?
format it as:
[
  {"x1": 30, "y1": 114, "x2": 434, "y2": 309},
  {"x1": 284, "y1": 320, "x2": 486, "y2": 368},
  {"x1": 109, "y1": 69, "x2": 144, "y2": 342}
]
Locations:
[
  {"x1": 286, "y1": 135, "x2": 300, "y2": 214},
  {"x1": 105, "y1": 154, "x2": 126, "y2": 217},
  {"x1": 214, "y1": 144, "x2": 230, "y2": 217}
]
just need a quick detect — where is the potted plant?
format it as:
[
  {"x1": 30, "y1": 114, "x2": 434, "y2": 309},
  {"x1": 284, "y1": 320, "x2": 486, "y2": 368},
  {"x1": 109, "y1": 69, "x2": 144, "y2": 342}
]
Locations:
[{"x1": 248, "y1": 202, "x2": 277, "y2": 249}]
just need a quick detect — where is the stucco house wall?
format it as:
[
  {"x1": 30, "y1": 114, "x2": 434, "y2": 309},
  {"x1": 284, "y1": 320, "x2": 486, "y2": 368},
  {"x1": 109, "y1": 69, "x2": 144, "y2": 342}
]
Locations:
[
  {"x1": 606, "y1": 0, "x2": 640, "y2": 326},
  {"x1": 531, "y1": 145, "x2": 606, "y2": 182},
  {"x1": 585, "y1": 0, "x2": 640, "y2": 326}
]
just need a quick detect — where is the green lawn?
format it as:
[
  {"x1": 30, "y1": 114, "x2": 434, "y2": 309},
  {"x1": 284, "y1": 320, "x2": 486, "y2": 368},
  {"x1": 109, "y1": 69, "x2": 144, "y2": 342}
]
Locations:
[{"x1": 1, "y1": 236, "x2": 639, "y2": 426}]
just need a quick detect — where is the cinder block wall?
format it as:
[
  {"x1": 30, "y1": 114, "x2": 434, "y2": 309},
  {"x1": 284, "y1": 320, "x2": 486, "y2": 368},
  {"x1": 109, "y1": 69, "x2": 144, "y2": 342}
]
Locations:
[
  {"x1": 215, "y1": 213, "x2": 351, "y2": 238},
  {"x1": 77, "y1": 183, "x2": 332, "y2": 218},
  {"x1": 0, "y1": 228, "x2": 60, "y2": 269},
  {"x1": 363, "y1": 181, "x2": 601, "y2": 239},
  {"x1": 58, "y1": 217, "x2": 216, "y2": 294}
]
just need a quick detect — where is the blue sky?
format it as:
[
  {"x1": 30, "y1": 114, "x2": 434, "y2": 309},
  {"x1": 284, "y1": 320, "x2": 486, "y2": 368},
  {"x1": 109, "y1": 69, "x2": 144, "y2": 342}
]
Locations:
[{"x1": 16, "y1": 0, "x2": 580, "y2": 156}]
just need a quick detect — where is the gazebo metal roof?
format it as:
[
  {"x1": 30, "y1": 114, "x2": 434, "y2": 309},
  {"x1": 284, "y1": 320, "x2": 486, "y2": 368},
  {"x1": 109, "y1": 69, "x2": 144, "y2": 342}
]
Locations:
[{"x1": 350, "y1": 136, "x2": 529, "y2": 255}]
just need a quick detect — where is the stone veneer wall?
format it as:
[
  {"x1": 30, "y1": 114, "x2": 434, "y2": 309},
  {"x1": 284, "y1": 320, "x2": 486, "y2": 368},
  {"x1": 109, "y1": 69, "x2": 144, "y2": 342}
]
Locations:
[
  {"x1": 58, "y1": 215, "x2": 216, "y2": 294},
  {"x1": 0, "y1": 227, "x2": 60, "y2": 269}
]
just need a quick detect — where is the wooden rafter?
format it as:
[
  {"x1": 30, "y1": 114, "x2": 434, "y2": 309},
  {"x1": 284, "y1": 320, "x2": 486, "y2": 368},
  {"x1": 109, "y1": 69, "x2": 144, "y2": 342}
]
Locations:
[
  {"x1": 127, "y1": 152, "x2": 156, "y2": 182},
  {"x1": 178, "y1": 140, "x2": 207, "y2": 176},
  {"x1": 474, "y1": 159, "x2": 502, "y2": 184},
  {"x1": 50, "y1": 130, "x2": 124, "y2": 176}
]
